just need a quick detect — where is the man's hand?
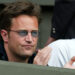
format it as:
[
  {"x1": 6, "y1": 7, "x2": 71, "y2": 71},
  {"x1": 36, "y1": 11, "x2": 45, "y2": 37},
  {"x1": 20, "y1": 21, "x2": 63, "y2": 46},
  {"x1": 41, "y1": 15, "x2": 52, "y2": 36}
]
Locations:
[
  {"x1": 33, "y1": 46, "x2": 52, "y2": 66},
  {"x1": 64, "y1": 56, "x2": 75, "y2": 69}
]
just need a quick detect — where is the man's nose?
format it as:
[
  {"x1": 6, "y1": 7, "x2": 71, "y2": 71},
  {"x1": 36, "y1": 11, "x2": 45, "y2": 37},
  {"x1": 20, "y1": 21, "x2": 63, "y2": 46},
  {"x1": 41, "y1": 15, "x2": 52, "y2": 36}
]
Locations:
[{"x1": 25, "y1": 32, "x2": 33, "y2": 43}]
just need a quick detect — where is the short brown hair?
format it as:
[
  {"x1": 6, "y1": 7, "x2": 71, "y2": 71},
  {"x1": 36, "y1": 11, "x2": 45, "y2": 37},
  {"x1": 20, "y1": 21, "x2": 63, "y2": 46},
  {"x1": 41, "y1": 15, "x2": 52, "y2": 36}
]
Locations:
[{"x1": 0, "y1": 1, "x2": 41, "y2": 41}]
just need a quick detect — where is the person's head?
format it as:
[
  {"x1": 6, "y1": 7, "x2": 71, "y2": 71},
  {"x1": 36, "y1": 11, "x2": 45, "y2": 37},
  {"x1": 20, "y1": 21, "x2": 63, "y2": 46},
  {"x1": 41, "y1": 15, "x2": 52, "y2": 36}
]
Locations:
[{"x1": 0, "y1": 1, "x2": 41, "y2": 62}]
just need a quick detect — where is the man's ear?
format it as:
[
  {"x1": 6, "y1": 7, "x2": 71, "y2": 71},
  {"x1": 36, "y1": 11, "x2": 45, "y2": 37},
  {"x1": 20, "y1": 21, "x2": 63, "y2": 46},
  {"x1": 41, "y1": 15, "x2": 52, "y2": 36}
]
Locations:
[{"x1": 1, "y1": 29, "x2": 8, "y2": 43}]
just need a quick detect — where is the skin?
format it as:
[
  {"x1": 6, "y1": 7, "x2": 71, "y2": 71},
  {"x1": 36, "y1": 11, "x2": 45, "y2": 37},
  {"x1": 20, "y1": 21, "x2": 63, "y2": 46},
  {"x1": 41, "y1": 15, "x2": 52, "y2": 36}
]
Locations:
[
  {"x1": 33, "y1": 46, "x2": 52, "y2": 66},
  {"x1": 45, "y1": 37, "x2": 56, "y2": 46},
  {"x1": 64, "y1": 56, "x2": 75, "y2": 69},
  {"x1": 1, "y1": 15, "x2": 38, "y2": 62}
]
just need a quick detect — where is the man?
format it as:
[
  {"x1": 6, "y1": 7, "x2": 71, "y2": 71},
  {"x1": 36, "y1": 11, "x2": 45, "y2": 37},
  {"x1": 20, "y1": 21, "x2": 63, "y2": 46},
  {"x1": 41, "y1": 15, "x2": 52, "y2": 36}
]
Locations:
[
  {"x1": 0, "y1": 1, "x2": 50, "y2": 65},
  {"x1": 47, "y1": 39, "x2": 75, "y2": 68}
]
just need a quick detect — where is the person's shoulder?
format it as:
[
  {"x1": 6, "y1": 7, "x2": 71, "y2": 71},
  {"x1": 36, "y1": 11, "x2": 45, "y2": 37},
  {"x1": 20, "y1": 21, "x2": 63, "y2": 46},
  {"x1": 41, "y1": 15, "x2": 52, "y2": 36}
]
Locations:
[
  {"x1": 0, "y1": 41, "x2": 8, "y2": 61},
  {"x1": 48, "y1": 39, "x2": 74, "y2": 67},
  {"x1": 48, "y1": 39, "x2": 67, "y2": 47},
  {"x1": 48, "y1": 39, "x2": 74, "y2": 52},
  {"x1": 0, "y1": 41, "x2": 3, "y2": 50},
  {"x1": 67, "y1": 39, "x2": 75, "y2": 44},
  {"x1": 49, "y1": 39, "x2": 75, "y2": 46}
]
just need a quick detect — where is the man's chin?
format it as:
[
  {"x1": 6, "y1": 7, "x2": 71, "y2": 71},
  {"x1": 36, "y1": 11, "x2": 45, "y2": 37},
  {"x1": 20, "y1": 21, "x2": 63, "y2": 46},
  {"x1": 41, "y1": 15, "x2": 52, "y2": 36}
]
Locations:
[
  {"x1": 17, "y1": 53, "x2": 33, "y2": 59},
  {"x1": 25, "y1": 52, "x2": 34, "y2": 56},
  {"x1": 21, "y1": 48, "x2": 35, "y2": 56},
  {"x1": 22, "y1": 51, "x2": 34, "y2": 56}
]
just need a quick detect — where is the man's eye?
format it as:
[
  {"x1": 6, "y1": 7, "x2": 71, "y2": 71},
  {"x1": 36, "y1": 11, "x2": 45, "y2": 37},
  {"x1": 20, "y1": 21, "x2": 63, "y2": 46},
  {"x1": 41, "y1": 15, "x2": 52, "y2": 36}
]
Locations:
[
  {"x1": 18, "y1": 31, "x2": 27, "y2": 36},
  {"x1": 32, "y1": 31, "x2": 38, "y2": 37}
]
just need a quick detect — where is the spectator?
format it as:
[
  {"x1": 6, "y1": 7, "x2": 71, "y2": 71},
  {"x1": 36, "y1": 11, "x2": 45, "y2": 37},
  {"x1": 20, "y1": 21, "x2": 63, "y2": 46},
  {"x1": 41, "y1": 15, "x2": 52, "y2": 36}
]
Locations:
[
  {"x1": 45, "y1": 0, "x2": 75, "y2": 45},
  {"x1": 0, "y1": 1, "x2": 50, "y2": 65}
]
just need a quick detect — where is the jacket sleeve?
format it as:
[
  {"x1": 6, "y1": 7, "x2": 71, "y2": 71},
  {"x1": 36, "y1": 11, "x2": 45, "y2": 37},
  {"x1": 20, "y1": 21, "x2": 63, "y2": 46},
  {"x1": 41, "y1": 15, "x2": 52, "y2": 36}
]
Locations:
[{"x1": 51, "y1": 1, "x2": 75, "y2": 39}]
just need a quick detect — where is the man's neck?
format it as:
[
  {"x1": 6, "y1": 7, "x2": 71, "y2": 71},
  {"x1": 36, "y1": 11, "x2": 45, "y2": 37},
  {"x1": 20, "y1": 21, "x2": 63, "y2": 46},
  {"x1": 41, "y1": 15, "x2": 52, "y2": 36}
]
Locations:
[{"x1": 8, "y1": 56, "x2": 29, "y2": 63}]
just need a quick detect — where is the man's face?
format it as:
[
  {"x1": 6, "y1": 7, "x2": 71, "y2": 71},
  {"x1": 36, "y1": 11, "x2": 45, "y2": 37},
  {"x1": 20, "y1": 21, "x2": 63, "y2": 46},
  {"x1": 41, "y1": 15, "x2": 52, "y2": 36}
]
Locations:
[{"x1": 7, "y1": 15, "x2": 38, "y2": 57}]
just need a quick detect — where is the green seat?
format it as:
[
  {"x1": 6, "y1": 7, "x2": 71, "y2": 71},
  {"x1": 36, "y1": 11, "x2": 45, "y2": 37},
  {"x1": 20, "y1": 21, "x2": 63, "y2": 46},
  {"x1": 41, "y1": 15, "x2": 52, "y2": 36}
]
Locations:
[{"x1": 0, "y1": 60, "x2": 75, "y2": 75}]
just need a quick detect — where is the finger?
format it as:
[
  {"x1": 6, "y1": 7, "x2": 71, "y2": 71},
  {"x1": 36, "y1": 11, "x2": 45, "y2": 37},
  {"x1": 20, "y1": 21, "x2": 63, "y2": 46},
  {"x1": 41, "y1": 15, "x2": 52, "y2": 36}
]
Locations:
[
  {"x1": 35, "y1": 49, "x2": 40, "y2": 53},
  {"x1": 69, "y1": 56, "x2": 75, "y2": 65},
  {"x1": 70, "y1": 66, "x2": 75, "y2": 69},
  {"x1": 34, "y1": 50, "x2": 42, "y2": 61},
  {"x1": 44, "y1": 52, "x2": 51, "y2": 65},
  {"x1": 33, "y1": 55, "x2": 40, "y2": 64},
  {"x1": 33, "y1": 46, "x2": 51, "y2": 65},
  {"x1": 71, "y1": 56, "x2": 75, "y2": 61},
  {"x1": 40, "y1": 46, "x2": 52, "y2": 54},
  {"x1": 37, "y1": 46, "x2": 51, "y2": 61},
  {"x1": 41, "y1": 49, "x2": 51, "y2": 64},
  {"x1": 38, "y1": 47, "x2": 51, "y2": 60}
]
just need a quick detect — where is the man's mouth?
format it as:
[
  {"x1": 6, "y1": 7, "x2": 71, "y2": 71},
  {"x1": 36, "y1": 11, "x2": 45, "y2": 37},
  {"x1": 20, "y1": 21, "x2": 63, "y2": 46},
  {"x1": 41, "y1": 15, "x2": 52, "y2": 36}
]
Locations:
[{"x1": 22, "y1": 45, "x2": 33, "y2": 50}]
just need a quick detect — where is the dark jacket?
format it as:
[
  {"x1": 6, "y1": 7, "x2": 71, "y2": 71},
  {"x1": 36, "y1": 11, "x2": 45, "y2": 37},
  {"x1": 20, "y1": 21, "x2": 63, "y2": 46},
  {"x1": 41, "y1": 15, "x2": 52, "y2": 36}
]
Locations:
[
  {"x1": 0, "y1": 42, "x2": 8, "y2": 61},
  {"x1": 51, "y1": 1, "x2": 75, "y2": 39}
]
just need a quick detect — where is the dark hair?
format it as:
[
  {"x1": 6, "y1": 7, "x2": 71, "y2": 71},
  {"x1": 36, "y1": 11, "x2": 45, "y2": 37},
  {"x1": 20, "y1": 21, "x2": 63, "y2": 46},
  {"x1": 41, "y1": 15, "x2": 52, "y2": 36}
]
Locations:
[
  {"x1": 0, "y1": 1, "x2": 41, "y2": 41},
  {"x1": 0, "y1": 3, "x2": 7, "y2": 42},
  {"x1": 0, "y1": 3, "x2": 6, "y2": 11}
]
